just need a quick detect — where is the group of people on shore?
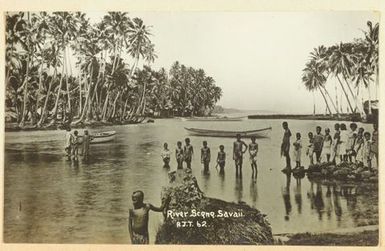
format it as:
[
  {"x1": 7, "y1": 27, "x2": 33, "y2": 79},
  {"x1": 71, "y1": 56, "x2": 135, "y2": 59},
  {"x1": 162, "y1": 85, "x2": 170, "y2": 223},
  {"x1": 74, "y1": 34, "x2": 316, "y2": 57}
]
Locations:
[
  {"x1": 64, "y1": 127, "x2": 92, "y2": 160},
  {"x1": 281, "y1": 121, "x2": 378, "y2": 171},
  {"x1": 161, "y1": 134, "x2": 259, "y2": 178}
]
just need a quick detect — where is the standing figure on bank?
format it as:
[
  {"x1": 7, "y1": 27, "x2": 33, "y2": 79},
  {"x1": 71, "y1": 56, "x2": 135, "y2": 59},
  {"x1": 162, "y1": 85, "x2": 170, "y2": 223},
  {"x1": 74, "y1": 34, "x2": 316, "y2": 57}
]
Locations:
[
  {"x1": 233, "y1": 133, "x2": 248, "y2": 177},
  {"x1": 371, "y1": 123, "x2": 378, "y2": 168},
  {"x1": 183, "y1": 138, "x2": 194, "y2": 169},
  {"x1": 363, "y1": 132, "x2": 372, "y2": 170},
  {"x1": 332, "y1": 123, "x2": 341, "y2": 164},
  {"x1": 313, "y1": 126, "x2": 324, "y2": 164},
  {"x1": 217, "y1": 145, "x2": 226, "y2": 174},
  {"x1": 175, "y1": 141, "x2": 184, "y2": 169},
  {"x1": 354, "y1": 128, "x2": 365, "y2": 165},
  {"x1": 249, "y1": 136, "x2": 259, "y2": 179},
  {"x1": 293, "y1": 132, "x2": 302, "y2": 168},
  {"x1": 347, "y1": 123, "x2": 358, "y2": 162},
  {"x1": 323, "y1": 128, "x2": 332, "y2": 163},
  {"x1": 306, "y1": 132, "x2": 314, "y2": 165},
  {"x1": 281, "y1": 121, "x2": 292, "y2": 171},
  {"x1": 339, "y1": 123, "x2": 349, "y2": 162},
  {"x1": 128, "y1": 190, "x2": 170, "y2": 244},
  {"x1": 201, "y1": 141, "x2": 211, "y2": 174}
]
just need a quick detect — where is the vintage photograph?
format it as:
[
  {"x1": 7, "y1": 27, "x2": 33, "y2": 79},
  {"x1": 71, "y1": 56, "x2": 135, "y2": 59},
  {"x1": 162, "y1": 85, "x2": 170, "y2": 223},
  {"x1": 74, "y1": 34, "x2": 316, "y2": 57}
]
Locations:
[{"x1": 3, "y1": 11, "x2": 379, "y2": 245}]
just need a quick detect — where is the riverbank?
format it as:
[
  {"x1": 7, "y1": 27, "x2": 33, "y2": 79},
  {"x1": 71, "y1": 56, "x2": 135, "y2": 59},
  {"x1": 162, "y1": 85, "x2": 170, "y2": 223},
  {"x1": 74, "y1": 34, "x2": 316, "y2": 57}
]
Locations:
[
  {"x1": 281, "y1": 228, "x2": 378, "y2": 246},
  {"x1": 248, "y1": 113, "x2": 364, "y2": 122}
]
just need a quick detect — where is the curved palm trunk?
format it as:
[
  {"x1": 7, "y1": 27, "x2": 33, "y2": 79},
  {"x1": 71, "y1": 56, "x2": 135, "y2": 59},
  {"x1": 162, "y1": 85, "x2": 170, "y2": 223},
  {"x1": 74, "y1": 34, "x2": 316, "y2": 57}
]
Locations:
[
  {"x1": 321, "y1": 86, "x2": 338, "y2": 114},
  {"x1": 336, "y1": 75, "x2": 354, "y2": 113},
  {"x1": 37, "y1": 65, "x2": 58, "y2": 127},
  {"x1": 318, "y1": 88, "x2": 332, "y2": 115},
  {"x1": 19, "y1": 55, "x2": 31, "y2": 127}
]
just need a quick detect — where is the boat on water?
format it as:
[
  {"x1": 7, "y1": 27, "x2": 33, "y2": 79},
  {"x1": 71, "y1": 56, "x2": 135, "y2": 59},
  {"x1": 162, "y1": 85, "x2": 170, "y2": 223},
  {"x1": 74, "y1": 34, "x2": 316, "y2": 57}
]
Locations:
[
  {"x1": 182, "y1": 116, "x2": 244, "y2": 122},
  {"x1": 79, "y1": 130, "x2": 116, "y2": 144},
  {"x1": 184, "y1": 127, "x2": 272, "y2": 138}
]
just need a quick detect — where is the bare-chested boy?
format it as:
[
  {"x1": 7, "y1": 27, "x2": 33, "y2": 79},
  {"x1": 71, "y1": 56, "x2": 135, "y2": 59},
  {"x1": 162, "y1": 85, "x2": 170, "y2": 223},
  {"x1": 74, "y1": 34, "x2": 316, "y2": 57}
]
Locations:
[
  {"x1": 249, "y1": 136, "x2": 258, "y2": 179},
  {"x1": 128, "y1": 190, "x2": 170, "y2": 244},
  {"x1": 233, "y1": 134, "x2": 248, "y2": 177},
  {"x1": 183, "y1": 138, "x2": 194, "y2": 169}
]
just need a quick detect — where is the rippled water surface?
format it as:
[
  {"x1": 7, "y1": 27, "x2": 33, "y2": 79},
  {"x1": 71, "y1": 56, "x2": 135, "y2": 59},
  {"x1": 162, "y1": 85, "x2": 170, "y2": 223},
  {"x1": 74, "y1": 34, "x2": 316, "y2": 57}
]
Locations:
[{"x1": 4, "y1": 118, "x2": 377, "y2": 243}]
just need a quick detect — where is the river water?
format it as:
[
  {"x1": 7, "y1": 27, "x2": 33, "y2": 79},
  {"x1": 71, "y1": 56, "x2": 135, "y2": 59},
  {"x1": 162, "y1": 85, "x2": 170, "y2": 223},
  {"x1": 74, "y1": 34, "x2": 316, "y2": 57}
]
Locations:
[{"x1": 4, "y1": 118, "x2": 377, "y2": 243}]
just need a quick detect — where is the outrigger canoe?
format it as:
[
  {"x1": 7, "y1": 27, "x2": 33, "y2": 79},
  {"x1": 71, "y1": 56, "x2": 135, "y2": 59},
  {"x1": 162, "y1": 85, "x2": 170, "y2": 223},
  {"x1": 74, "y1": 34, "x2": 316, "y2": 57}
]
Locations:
[
  {"x1": 184, "y1": 127, "x2": 272, "y2": 138},
  {"x1": 182, "y1": 116, "x2": 244, "y2": 122},
  {"x1": 79, "y1": 130, "x2": 117, "y2": 144}
]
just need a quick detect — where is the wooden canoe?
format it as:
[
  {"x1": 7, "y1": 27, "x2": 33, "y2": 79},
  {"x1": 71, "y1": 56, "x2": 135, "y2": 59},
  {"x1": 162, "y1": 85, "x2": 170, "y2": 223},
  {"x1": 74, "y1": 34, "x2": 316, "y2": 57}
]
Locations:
[
  {"x1": 78, "y1": 130, "x2": 116, "y2": 144},
  {"x1": 184, "y1": 127, "x2": 272, "y2": 138}
]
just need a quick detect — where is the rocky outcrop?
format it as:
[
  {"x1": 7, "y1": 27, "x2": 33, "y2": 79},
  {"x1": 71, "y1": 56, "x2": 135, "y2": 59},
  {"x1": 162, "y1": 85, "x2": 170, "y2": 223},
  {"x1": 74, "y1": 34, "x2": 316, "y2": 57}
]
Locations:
[
  {"x1": 155, "y1": 169, "x2": 273, "y2": 245},
  {"x1": 307, "y1": 162, "x2": 378, "y2": 183}
]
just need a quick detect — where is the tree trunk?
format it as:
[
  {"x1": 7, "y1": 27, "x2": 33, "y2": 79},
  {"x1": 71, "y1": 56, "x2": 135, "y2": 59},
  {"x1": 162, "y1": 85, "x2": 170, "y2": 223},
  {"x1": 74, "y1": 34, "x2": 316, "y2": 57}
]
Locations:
[
  {"x1": 37, "y1": 66, "x2": 58, "y2": 127},
  {"x1": 318, "y1": 88, "x2": 332, "y2": 115},
  {"x1": 321, "y1": 86, "x2": 338, "y2": 114},
  {"x1": 19, "y1": 56, "x2": 31, "y2": 127},
  {"x1": 336, "y1": 75, "x2": 354, "y2": 113}
]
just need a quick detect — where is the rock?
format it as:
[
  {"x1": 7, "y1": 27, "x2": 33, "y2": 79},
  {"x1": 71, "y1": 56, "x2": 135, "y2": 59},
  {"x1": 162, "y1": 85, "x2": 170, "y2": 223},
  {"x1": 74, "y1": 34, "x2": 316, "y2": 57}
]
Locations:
[
  {"x1": 155, "y1": 169, "x2": 274, "y2": 245},
  {"x1": 332, "y1": 168, "x2": 350, "y2": 180},
  {"x1": 361, "y1": 171, "x2": 372, "y2": 179}
]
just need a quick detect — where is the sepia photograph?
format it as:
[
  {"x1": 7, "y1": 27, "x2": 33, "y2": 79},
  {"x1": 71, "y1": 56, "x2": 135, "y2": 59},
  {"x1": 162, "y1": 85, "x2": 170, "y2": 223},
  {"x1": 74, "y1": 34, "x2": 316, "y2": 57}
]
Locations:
[{"x1": 3, "y1": 10, "x2": 380, "y2": 246}]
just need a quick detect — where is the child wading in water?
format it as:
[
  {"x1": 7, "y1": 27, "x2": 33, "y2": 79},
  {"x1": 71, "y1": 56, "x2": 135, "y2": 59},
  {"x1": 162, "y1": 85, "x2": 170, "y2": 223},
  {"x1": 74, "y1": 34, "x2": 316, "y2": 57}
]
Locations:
[
  {"x1": 249, "y1": 136, "x2": 258, "y2": 179},
  {"x1": 233, "y1": 134, "x2": 248, "y2": 177},
  {"x1": 323, "y1": 128, "x2": 332, "y2": 163},
  {"x1": 183, "y1": 138, "x2": 194, "y2": 169},
  {"x1": 71, "y1": 130, "x2": 80, "y2": 159},
  {"x1": 82, "y1": 130, "x2": 92, "y2": 160},
  {"x1": 339, "y1": 123, "x2": 349, "y2": 162},
  {"x1": 65, "y1": 127, "x2": 72, "y2": 157},
  {"x1": 216, "y1": 145, "x2": 226, "y2": 174},
  {"x1": 175, "y1": 141, "x2": 184, "y2": 169},
  {"x1": 306, "y1": 132, "x2": 314, "y2": 165},
  {"x1": 332, "y1": 123, "x2": 341, "y2": 164},
  {"x1": 201, "y1": 141, "x2": 211, "y2": 174},
  {"x1": 293, "y1": 133, "x2": 302, "y2": 168},
  {"x1": 161, "y1": 143, "x2": 171, "y2": 168},
  {"x1": 128, "y1": 190, "x2": 170, "y2": 244},
  {"x1": 363, "y1": 132, "x2": 372, "y2": 170}
]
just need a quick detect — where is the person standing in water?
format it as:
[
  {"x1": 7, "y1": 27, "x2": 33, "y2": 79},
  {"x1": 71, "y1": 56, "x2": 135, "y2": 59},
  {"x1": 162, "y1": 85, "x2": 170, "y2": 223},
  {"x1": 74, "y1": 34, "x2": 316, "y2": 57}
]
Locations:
[
  {"x1": 128, "y1": 190, "x2": 170, "y2": 244},
  {"x1": 201, "y1": 141, "x2": 211, "y2": 174},
  {"x1": 281, "y1": 121, "x2": 292, "y2": 171},
  {"x1": 371, "y1": 122, "x2": 378, "y2": 168},
  {"x1": 183, "y1": 138, "x2": 194, "y2": 169},
  {"x1": 216, "y1": 145, "x2": 226, "y2": 174},
  {"x1": 65, "y1": 127, "x2": 72, "y2": 157},
  {"x1": 161, "y1": 143, "x2": 171, "y2": 168},
  {"x1": 248, "y1": 136, "x2": 259, "y2": 179},
  {"x1": 175, "y1": 141, "x2": 184, "y2": 169},
  {"x1": 233, "y1": 134, "x2": 248, "y2": 177},
  {"x1": 82, "y1": 130, "x2": 92, "y2": 160}
]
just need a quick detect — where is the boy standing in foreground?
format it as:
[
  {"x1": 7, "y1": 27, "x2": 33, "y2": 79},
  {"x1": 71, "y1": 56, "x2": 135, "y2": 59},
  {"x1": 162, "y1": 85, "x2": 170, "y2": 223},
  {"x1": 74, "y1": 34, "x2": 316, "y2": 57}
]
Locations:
[
  {"x1": 183, "y1": 138, "x2": 194, "y2": 169},
  {"x1": 233, "y1": 134, "x2": 248, "y2": 177},
  {"x1": 201, "y1": 141, "x2": 211, "y2": 174},
  {"x1": 128, "y1": 190, "x2": 170, "y2": 244},
  {"x1": 249, "y1": 136, "x2": 258, "y2": 179}
]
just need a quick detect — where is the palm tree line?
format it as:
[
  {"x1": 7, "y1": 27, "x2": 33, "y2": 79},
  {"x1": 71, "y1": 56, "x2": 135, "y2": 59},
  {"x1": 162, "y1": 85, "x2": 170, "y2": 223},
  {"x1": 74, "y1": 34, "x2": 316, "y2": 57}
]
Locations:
[
  {"x1": 5, "y1": 11, "x2": 222, "y2": 128},
  {"x1": 302, "y1": 21, "x2": 379, "y2": 119}
]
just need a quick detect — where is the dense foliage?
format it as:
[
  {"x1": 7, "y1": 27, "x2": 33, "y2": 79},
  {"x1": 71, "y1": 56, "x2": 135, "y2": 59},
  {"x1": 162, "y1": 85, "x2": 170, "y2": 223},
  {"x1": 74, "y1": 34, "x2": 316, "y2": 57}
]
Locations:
[
  {"x1": 5, "y1": 12, "x2": 222, "y2": 128},
  {"x1": 302, "y1": 21, "x2": 379, "y2": 118}
]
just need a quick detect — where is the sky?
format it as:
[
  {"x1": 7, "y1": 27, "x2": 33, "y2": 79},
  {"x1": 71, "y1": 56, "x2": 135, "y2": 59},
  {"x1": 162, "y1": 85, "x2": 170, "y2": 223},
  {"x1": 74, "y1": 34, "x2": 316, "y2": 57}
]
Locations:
[{"x1": 87, "y1": 12, "x2": 379, "y2": 114}]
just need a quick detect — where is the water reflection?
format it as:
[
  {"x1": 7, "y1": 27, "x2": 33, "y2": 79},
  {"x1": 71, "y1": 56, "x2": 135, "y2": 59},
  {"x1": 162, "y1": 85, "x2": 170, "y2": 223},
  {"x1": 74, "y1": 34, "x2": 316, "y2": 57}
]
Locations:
[
  {"x1": 249, "y1": 178, "x2": 258, "y2": 207},
  {"x1": 235, "y1": 176, "x2": 243, "y2": 202},
  {"x1": 294, "y1": 178, "x2": 302, "y2": 214},
  {"x1": 282, "y1": 174, "x2": 292, "y2": 221}
]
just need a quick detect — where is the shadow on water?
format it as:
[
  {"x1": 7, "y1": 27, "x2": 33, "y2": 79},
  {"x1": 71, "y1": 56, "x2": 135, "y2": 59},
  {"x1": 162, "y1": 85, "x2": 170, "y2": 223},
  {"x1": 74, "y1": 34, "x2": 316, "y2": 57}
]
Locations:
[
  {"x1": 235, "y1": 175, "x2": 243, "y2": 203},
  {"x1": 294, "y1": 178, "x2": 302, "y2": 214}
]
